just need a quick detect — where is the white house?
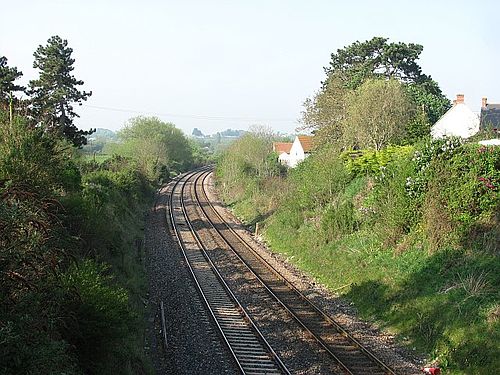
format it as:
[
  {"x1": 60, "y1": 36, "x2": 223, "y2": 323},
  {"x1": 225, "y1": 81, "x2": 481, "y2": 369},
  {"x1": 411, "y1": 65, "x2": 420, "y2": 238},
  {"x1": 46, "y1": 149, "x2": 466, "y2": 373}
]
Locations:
[
  {"x1": 431, "y1": 94, "x2": 479, "y2": 139},
  {"x1": 272, "y1": 142, "x2": 293, "y2": 165},
  {"x1": 478, "y1": 139, "x2": 500, "y2": 146},
  {"x1": 287, "y1": 135, "x2": 314, "y2": 167}
]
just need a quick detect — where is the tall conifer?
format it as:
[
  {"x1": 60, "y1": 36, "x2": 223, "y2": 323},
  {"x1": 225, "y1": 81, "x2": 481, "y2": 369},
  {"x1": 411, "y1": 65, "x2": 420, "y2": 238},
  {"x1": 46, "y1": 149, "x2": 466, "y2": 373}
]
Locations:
[
  {"x1": 29, "y1": 36, "x2": 93, "y2": 146},
  {"x1": 0, "y1": 56, "x2": 25, "y2": 105}
]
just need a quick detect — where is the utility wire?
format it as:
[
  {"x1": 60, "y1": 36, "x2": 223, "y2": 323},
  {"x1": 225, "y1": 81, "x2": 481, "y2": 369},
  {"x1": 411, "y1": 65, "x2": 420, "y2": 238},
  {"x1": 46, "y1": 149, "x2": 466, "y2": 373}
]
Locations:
[{"x1": 82, "y1": 104, "x2": 297, "y2": 123}]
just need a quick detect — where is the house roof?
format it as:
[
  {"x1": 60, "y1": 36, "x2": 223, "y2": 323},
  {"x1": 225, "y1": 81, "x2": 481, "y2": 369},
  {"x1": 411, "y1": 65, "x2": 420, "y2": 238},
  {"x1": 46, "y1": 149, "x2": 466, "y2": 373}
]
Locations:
[
  {"x1": 297, "y1": 135, "x2": 314, "y2": 152},
  {"x1": 431, "y1": 103, "x2": 479, "y2": 139},
  {"x1": 480, "y1": 103, "x2": 500, "y2": 130},
  {"x1": 273, "y1": 142, "x2": 292, "y2": 154}
]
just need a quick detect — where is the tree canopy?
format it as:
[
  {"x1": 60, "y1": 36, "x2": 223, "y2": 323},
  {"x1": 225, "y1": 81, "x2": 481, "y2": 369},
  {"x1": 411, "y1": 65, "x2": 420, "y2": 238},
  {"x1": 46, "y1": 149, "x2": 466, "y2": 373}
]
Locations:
[
  {"x1": 29, "y1": 36, "x2": 93, "y2": 147},
  {"x1": 302, "y1": 74, "x2": 350, "y2": 145},
  {"x1": 0, "y1": 56, "x2": 25, "y2": 105},
  {"x1": 116, "y1": 116, "x2": 194, "y2": 180},
  {"x1": 344, "y1": 79, "x2": 414, "y2": 150},
  {"x1": 303, "y1": 37, "x2": 450, "y2": 146},
  {"x1": 324, "y1": 36, "x2": 429, "y2": 88}
]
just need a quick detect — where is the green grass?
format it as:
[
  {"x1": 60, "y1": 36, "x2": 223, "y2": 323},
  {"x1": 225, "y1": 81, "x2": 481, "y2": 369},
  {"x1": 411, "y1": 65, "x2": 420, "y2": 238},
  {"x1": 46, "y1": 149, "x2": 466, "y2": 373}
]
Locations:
[
  {"x1": 81, "y1": 152, "x2": 112, "y2": 164},
  {"x1": 265, "y1": 216, "x2": 499, "y2": 373}
]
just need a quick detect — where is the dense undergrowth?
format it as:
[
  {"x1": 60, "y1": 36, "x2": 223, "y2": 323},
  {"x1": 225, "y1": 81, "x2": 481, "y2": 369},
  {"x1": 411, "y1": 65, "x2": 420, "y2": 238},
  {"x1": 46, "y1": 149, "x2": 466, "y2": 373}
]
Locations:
[
  {"x1": 0, "y1": 112, "x2": 195, "y2": 374},
  {"x1": 216, "y1": 133, "x2": 499, "y2": 374}
]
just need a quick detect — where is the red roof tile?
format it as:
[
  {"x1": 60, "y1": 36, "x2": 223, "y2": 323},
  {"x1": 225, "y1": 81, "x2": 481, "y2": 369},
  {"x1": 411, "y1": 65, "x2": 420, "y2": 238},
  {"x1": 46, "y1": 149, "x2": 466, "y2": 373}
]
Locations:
[
  {"x1": 273, "y1": 142, "x2": 293, "y2": 154},
  {"x1": 297, "y1": 135, "x2": 314, "y2": 152}
]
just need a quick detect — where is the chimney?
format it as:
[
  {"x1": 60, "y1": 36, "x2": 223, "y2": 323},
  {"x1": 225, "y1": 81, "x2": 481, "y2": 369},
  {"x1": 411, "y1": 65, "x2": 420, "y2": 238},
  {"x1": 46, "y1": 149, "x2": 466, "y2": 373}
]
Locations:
[
  {"x1": 482, "y1": 97, "x2": 488, "y2": 109},
  {"x1": 456, "y1": 94, "x2": 465, "y2": 104}
]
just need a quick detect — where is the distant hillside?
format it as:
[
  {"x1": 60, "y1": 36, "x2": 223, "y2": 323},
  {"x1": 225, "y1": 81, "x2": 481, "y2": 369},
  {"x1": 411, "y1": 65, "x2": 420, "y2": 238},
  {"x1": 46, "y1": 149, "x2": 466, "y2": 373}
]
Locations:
[
  {"x1": 191, "y1": 128, "x2": 246, "y2": 138},
  {"x1": 219, "y1": 129, "x2": 246, "y2": 137}
]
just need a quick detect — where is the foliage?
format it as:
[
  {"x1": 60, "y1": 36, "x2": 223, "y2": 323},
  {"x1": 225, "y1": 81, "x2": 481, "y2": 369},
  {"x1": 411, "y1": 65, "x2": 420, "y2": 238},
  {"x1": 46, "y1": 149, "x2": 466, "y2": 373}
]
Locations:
[
  {"x1": 0, "y1": 113, "x2": 79, "y2": 374},
  {"x1": 405, "y1": 81, "x2": 451, "y2": 126},
  {"x1": 344, "y1": 78, "x2": 414, "y2": 150},
  {"x1": 114, "y1": 116, "x2": 193, "y2": 180},
  {"x1": 29, "y1": 35, "x2": 93, "y2": 147},
  {"x1": 406, "y1": 136, "x2": 464, "y2": 199},
  {"x1": 342, "y1": 145, "x2": 413, "y2": 177},
  {"x1": 324, "y1": 36, "x2": 428, "y2": 88},
  {"x1": 192, "y1": 127, "x2": 204, "y2": 137},
  {"x1": 302, "y1": 37, "x2": 450, "y2": 146},
  {"x1": 61, "y1": 260, "x2": 139, "y2": 374},
  {"x1": 0, "y1": 110, "x2": 153, "y2": 374},
  {"x1": 216, "y1": 130, "x2": 286, "y2": 225},
  {"x1": 220, "y1": 128, "x2": 246, "y2": 137},
  {"x1": 189, "y1": 137, "x2": 212, "y2": 166},
  {"x1": 301, "y1": 74, "x2": 351, "y2": 145},
  {"x1": 0, "y1": 113, "x2": 74, "y2": 307},
  {"x1": 0, "y1": 56, "x2": 24, "y2": 103}
]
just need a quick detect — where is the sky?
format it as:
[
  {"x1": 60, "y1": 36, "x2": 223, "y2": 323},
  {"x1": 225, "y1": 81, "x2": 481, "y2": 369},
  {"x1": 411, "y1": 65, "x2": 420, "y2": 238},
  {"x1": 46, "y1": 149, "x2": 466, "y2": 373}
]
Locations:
[{"x1": 1, "y1": 0, "x2": 499, "y2": 136}]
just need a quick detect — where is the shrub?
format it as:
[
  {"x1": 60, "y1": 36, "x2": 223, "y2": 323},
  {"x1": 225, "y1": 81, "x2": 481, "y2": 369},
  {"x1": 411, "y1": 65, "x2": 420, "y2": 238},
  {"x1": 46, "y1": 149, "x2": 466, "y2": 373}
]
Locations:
[
  {"x1": 61, "y1": 260, "x2": 139, "y2": 374},
  {"x1": 341, "y1": 145, "x2": 413, "y2": 177},
  {"x1": 1, "y1": 111, "x2": 153, "y2": 374}
]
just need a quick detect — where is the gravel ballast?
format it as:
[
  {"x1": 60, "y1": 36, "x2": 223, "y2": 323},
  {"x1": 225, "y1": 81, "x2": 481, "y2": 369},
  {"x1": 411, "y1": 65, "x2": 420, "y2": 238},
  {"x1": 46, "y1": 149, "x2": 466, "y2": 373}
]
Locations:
[{"x1": 144, "y1": 184, "x2": 237, "y2": 375}]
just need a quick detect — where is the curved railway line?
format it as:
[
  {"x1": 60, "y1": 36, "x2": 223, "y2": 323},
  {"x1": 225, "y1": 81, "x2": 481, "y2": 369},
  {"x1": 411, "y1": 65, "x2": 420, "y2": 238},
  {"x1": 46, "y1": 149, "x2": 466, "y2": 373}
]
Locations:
[
  {"x1": 168, "y1": 169, "x2": 289, "y2": 375},
  {"x1": 167, "y1": 168, "x2": 398, "y2": 374}
]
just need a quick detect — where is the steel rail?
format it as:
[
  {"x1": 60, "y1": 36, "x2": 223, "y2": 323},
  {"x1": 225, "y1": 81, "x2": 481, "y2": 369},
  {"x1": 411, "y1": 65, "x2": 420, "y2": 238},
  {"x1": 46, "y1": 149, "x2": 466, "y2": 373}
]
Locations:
[
  {"x1": 185, "y1": 172, "x2": 290, "y2": 375},
  {"x1": 167, "y1": 170, "x2": 290, "y2": 375},
  {"x1": 194, "y1": 169, "x2": 396, "y2": 375}
]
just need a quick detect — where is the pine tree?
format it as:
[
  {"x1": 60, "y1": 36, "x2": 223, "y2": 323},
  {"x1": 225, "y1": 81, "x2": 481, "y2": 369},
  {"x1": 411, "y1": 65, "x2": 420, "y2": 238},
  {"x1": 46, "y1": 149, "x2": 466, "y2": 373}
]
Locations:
[
  {"x1": 29, "y1": 36, "x2": 93, "y2": 147},
  {"x1": 0, "y1": 56, "x2": 25, "y2": 105}
]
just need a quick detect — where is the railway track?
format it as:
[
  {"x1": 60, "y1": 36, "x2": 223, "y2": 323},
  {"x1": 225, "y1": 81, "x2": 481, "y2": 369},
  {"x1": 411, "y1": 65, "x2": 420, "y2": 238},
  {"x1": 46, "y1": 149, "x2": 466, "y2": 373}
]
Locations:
[
  {"x1": 184, "y1": 169, "x2": 397, "y2": 375},
  {"x1": 168, "y1": 170, "x2": 290, "y2": 375}
]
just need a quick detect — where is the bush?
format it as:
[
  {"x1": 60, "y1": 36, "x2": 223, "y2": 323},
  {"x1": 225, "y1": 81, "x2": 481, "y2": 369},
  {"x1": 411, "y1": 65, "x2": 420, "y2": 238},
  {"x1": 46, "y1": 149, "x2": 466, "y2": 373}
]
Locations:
[
  {"x1": 1, "y1": 111, "x2": 153, "y2": 374},
  {"x1": 216, "y1": 132, "x2": 286, "y2": 225},
  {"x1": 341, "y1": 145, "x2": 413, "y2": 177},
  {"x1": 61, "y1": 260, "x2": 139, "y2": 374},
  {"x1": 0, "y1": 284, "x2": 81, "y2": 375}
]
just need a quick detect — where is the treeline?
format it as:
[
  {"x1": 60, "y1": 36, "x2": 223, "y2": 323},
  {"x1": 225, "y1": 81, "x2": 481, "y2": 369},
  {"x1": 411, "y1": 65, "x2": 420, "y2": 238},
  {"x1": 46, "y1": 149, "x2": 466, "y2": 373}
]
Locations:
[
  {"x1": 1, "y1": 37, "x2": 197, "y2": 373},
  {"x1": 216, "y1": 38, "x2": 499, "y2": 374}
]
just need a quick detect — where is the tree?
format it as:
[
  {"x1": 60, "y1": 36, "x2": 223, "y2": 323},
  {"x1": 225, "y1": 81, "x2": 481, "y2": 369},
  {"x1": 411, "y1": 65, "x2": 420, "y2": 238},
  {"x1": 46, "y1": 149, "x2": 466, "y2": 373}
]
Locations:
[
  {"x1": 302, "y1": 37, "x2": 450, "y2": 146},
  {"x1": 192, "y1": 127, "x2": 204, "y2": 137},
  {"x1": 301, "y1": 74, "x2": 351, "y2": 145},
  {"x1": 405, "y1": 80, "x2": 450, "y2": 125},
  {"x1": 216, "y1": 130, "x2": 283, "y2": 201},
  {"x1": 0, "y1": 56, "x2": 24, "y2": 105},
  {"x1": 29, "y1": 36, "x2": 93, "y2": 147},
  {"x1": 324, "y1": 37, "x2": 450, "y2": 119},
  {"x1": 325, "y1": 37, "x2": 428, "y2": 88},
  {"x1": 116, "y1": 116, "x2": 193, "y2": 179},
  {"x1": 344, "y1": 79, "x2": 414, "y2": 150}
]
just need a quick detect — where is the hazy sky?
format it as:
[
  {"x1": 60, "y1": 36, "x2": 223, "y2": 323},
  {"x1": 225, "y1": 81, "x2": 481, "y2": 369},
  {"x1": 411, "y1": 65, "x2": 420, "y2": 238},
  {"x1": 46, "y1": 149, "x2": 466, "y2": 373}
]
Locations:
[{"x1": 1, "y1": 0, "x2": 499, "y2": 135}]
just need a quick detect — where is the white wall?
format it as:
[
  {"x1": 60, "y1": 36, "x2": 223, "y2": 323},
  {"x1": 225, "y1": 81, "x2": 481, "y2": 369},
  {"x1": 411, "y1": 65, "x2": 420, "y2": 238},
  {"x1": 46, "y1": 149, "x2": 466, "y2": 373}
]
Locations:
[
  {"x1": 278, "y1": 152, "x2": 289, "y2": 165},
  {"x1": 431, "y1": 103, "x2": 479, "y2": 139},
  {"x1": 288, "y1": 136, "x2": 306, "y2": 167}
]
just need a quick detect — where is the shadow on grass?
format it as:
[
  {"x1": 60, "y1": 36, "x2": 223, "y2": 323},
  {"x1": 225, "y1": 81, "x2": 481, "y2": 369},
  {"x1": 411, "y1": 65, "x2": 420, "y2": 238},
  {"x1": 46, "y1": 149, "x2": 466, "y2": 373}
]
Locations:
[{"x1": 345, "y1": 249, "x2": 500, "y2": 373}]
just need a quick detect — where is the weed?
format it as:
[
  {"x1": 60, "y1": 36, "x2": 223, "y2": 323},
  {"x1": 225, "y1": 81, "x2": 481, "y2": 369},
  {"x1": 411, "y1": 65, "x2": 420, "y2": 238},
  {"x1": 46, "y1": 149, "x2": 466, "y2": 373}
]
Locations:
[
  {"x1": 457, "y1": 271, "x2": 492, "y2": 300},
  {"x1": 486, "y1": 303, "x2": 500, "y2": 325}
]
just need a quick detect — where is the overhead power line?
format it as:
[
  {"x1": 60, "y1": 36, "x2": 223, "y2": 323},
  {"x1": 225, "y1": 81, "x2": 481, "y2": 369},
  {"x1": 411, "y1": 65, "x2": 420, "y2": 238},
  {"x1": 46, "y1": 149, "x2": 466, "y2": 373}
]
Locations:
[{"x1": 82, "y1": 104, "x2": 297, "y2": 123}]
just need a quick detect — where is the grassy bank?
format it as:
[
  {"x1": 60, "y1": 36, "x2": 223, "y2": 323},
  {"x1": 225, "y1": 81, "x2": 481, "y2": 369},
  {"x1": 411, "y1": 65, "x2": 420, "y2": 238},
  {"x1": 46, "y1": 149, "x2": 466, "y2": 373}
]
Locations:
[{"x1": 216, "y1": 136, "x2": 499, "y2": 374}]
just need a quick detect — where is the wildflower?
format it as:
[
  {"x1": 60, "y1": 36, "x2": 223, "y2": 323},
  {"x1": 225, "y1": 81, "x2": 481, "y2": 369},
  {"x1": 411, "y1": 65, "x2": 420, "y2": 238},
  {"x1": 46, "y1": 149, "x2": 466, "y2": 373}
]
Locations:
[{"x1": 478, "y1": 176, "x2": 496, "y2": 190}]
